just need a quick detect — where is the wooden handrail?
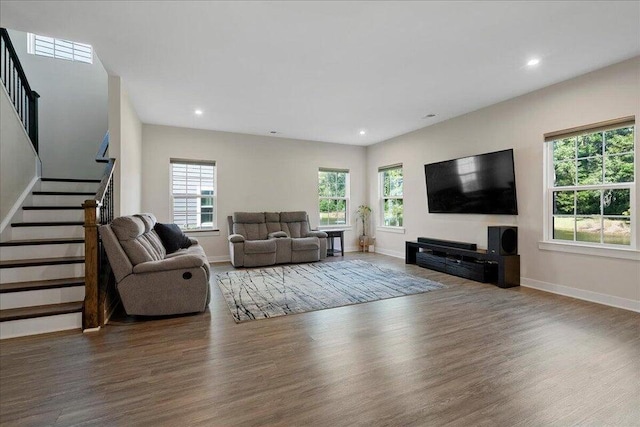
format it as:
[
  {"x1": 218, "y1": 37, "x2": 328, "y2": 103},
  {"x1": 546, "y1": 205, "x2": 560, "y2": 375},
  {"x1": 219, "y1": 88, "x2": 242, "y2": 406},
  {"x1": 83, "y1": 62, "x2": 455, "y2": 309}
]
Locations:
[
  {"x1": 94, "y1": 159, "x2": 116, "y2": 203},
  {"x1": 82, "y1": 158, "x2": 117, "y2": 331},
  {"x1": 1, "y1": 28, "x2": 40, "y2": 152},
  {"x1": 0, "y1": 28, "x2": 35, "y2": 94},
  {"x1": 95, "y1": 131, "x2": 110, "y2": 163}
]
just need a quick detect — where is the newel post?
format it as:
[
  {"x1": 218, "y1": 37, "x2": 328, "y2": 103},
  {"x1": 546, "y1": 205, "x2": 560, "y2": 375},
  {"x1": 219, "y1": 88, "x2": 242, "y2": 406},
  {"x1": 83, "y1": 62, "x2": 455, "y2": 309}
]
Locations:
[{"x1": 83, "y1": 199, "x2": 100, "y2": 331}]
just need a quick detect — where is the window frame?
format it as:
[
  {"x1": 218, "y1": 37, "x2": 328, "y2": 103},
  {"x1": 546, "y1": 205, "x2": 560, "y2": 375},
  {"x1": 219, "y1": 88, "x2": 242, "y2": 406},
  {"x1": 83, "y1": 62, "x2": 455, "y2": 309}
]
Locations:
[
  {"x1": 199, "y1": 189, "x2": 215, "y2": 228},
  {"x1": 543, "y1": 118, "x2": 636, "y2": 251},
  {"x1": 378, "y1": 164, "x2": 404, "y2": 229},
  {"x1": 318, "y1": 168, "x2": 350, "y2": 227},
  {"x1": 27, "y1": 33, "x2": 93, "y2": 64},
  {"x1": 170, "y1": 159, "x2": 218, "y2": 231}
]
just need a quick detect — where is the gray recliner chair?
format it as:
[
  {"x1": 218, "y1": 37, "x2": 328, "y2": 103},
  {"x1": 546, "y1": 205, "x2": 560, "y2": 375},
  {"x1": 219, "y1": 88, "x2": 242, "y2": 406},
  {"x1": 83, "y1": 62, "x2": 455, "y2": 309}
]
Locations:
[
  {"x1": 227, "y1": 211, "x2": 328, "y2": 267},
  {"x1": 99, "y1": 213, "x2": 211, "y2": 316}
]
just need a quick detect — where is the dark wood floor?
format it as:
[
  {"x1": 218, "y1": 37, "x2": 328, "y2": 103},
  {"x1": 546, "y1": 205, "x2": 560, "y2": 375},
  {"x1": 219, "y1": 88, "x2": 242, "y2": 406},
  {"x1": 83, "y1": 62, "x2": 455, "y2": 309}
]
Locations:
[{"x1": 1, "y1": 253, "x2": 638, "y2": 426}]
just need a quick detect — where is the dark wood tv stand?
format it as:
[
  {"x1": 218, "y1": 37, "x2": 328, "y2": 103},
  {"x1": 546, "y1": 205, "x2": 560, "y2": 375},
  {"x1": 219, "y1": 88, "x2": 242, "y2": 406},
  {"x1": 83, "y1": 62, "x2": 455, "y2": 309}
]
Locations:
[{"x1": 406, "y1": 240, "x2": 520, "y2": 288}]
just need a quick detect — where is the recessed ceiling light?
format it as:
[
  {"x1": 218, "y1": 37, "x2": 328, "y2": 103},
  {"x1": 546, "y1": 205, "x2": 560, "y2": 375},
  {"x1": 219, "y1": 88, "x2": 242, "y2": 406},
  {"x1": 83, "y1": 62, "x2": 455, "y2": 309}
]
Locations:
[
  {"x1": 359, "y1": 130, "x2": 366, "y2": 135},
  {"x1": 527, "y1": 58, "x2": 540, "y2": 67},
  {"x1": 194, "y1": 109, "x2": 203, "y2": 116}
]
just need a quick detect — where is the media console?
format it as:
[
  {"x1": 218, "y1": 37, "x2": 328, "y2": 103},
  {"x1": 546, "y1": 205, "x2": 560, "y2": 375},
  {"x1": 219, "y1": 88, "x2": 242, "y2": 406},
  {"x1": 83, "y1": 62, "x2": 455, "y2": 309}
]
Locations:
[{"x1": 406, "y1": 239, "x2": 520, "y2": 288}]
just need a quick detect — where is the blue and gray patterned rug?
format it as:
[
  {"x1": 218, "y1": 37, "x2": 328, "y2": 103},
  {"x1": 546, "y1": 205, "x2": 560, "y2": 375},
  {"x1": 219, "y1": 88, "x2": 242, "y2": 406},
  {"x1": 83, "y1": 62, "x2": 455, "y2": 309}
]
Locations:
[{"x1": 216, "y1": 260, "x2": 446, "y2": 322}]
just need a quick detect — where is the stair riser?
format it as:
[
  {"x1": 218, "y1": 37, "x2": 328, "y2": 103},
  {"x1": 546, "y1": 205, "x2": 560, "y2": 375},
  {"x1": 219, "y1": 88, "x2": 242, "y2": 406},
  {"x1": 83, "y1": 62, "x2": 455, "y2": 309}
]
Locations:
[
  {"x1": 31, "y1": 195, "x2": 89, "y2": 206},
  {"x1": 0, "y1": 243, "x2": 84, "y2": 261},
  {"x1": 0, "y1": 286, "x2": 85, "y2": 310},
  {"x1": 1, "y1": 263, "x2": 84, "y2": 283},
  {"x1": 12, "y1": 226, "x2": 84, "y2": 240},
  {"x1": 23, "y1": 210, "x2": 84, "y2": 222},
  {"x1": 0, "y1": 313, "x2": 82, "y2": 340},
  {"x1": 40, "y1": 182, "x2": 99, "y2": 192}
]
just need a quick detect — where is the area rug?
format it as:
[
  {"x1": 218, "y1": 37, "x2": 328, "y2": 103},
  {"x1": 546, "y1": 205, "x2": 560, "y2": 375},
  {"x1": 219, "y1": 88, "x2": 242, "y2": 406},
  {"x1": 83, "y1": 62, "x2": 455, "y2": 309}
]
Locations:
[{"x1": 216, "y1": 260, "x2": 446, "y2": 322}]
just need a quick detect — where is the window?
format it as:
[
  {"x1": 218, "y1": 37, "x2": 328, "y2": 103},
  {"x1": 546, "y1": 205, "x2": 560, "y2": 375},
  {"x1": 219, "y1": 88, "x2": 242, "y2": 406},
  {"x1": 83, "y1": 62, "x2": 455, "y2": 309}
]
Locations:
[
  {"x1": 545, "y1": 118, "x2": 635, "y2": 247},
  {"x1": 318, "y1": 168, "x2": 349, "y2": 226},
  {"x1": 200, "y1": 190, "x2": 214, "y2": 226},
  {"x1": 379, "y1": 164, "x2": 403, "y2": 227},
  {"x1": 27, "y1": 33, "x2": 93, "y2": 64},
  {"x1": 170, "y1": 160, "x2": 217, "y2": 230}
]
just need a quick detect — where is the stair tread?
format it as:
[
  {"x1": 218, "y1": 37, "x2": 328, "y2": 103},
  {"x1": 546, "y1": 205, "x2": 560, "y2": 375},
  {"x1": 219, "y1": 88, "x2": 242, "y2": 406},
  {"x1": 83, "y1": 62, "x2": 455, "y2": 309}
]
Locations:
[
  {"x1": 0, "y1": 277, "x2": 85, "y2": 293},
  {"x1": 0, "y1": 256, "x2": 84, "y2": 269},
  {"x1": 32, "y1": 191, "x2": 95, "y2": 196},
  {"x1": 41, "y1": 178, "x2": 101, "y2": 183},
  {"x1": 23, "y1": 206, "x2": 84, "y2": 210},
  {"x1": 11, "y1": 221, "x2": 84, "y2": 227},
  {"x1": 0, "y1": 238, "x2": 84, "y2": 247},
  {"x1": 0, "y1": 302, "x2": 83, "y2": 322}
]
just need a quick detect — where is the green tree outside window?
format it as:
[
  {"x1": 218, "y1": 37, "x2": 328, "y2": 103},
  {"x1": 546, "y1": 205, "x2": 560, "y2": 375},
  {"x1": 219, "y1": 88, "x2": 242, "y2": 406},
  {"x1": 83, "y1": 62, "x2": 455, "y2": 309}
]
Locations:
[
  {"x1": 380, "y1": 166, "x2": 403, "y2": 227},
  {"x1": 550, "y1": 125, "x2": 634, "y2": 246},
  {"x1": 318, "y1": 170, "x2": 349, "y2": 226}
]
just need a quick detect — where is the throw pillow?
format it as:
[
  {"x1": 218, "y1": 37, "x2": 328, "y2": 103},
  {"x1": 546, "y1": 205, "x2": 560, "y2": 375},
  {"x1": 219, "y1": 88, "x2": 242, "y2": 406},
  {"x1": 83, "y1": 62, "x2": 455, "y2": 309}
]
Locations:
[{"x1": 153, "y1": 222, "x2": 192, "y2": 254}]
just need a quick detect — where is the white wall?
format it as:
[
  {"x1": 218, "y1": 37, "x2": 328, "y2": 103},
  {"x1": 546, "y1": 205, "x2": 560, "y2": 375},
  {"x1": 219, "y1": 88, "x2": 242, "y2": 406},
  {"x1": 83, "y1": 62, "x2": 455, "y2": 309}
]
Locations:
[
  {"x1": 7, "y1": 29, "x2": 107, "y2": 179},
  {"x1": 141, "y1": 125, "x2": 367, "y2": 260},
  {"x1": 0, "y1": 84, "x2": 39, "y2": 231},
  {"x1": 108, "y1": 76, "x2": 142, "y2": 216},
  {"x1": 367, "y1": 57, "x2": 640, "y2": 305}
]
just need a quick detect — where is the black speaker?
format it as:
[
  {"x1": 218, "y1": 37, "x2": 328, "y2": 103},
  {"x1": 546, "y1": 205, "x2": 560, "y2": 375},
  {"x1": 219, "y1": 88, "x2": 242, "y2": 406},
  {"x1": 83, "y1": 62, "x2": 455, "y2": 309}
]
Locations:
[
  {"x1": 417, "y1": 237, "x2": 477, "y2": 251},
  {"x1": 488, "y1": 226, "x2": 518, "y2": 255}
]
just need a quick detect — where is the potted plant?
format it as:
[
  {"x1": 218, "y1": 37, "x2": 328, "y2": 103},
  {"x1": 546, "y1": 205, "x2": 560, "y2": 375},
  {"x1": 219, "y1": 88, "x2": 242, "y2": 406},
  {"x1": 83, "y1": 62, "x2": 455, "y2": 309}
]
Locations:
[{"x1": 356, "y1": 205, "x2": 372, "y2": 251}]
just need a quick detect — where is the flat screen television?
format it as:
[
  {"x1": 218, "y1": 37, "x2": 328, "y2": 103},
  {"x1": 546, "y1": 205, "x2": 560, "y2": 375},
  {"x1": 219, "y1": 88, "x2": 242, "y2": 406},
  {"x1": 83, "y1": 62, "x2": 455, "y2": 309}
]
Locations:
[{"x1": 425, "y1": 149, "x2": 518, "y2": 215}]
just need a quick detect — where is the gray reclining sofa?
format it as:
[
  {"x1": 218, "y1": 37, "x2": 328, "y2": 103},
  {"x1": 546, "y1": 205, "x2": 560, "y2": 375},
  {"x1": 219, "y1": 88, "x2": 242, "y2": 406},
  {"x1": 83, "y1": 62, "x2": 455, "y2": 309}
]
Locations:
[
  {"x1": 227, "y1": 211, "x2": 328, "y2": 267},
  {"x1": 99, "y1": 213, "x2": 211, "y2": 316}
]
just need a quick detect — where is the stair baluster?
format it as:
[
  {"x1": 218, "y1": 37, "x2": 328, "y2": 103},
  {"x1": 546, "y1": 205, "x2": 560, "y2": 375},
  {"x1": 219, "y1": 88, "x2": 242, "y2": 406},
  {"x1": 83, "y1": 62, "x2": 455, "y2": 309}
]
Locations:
[{"x1": 0, "y1": 28, "x2": 39, "y2": 152}]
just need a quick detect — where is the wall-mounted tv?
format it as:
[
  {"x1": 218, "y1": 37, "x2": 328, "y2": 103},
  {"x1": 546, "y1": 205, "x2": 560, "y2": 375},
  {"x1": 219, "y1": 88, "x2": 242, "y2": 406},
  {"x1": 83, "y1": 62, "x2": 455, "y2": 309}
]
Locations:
[{"x1": 425, "y1": 149, "x2": 518, "y2": 215}]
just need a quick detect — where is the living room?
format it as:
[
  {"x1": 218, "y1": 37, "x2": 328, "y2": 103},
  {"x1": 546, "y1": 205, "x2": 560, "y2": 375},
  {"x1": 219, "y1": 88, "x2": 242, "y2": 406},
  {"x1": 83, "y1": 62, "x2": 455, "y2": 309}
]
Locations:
[
  {"x1": 0, "y1": 1, "x2": 638, "y2": 425},
  {"x1": 138, "y1": 61, "x2": 638, "y2": 307}
]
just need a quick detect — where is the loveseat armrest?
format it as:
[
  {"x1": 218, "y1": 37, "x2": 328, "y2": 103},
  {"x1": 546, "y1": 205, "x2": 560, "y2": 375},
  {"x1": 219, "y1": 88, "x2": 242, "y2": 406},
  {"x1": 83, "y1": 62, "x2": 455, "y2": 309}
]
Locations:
[
  {"x1": 307, "y1": 230, "x2": 328, "y2": 238},
  {"x1": 268, "y1": 231, "x2": 288, "y2": 239},
  {"x1": 228, "y1": 234, "x2": 245, "y2": 243},
  {"x1": 133, "y1": 255, "x2": 205, "y2": 274}
]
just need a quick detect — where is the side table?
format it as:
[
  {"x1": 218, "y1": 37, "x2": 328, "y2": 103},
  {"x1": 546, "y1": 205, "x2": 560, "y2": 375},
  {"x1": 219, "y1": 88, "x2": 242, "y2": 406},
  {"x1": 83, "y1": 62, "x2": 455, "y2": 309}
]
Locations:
[{"x1": 323, "y1": 229, "x2": 345, "y2": 257}]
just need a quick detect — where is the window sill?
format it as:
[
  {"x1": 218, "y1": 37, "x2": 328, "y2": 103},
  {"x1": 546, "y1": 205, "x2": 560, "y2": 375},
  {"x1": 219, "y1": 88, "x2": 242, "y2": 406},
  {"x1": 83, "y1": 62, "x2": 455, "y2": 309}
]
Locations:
[
  {"x1": 377, "y1": 226, "x2": 405, "y2": 234},
  {"x1": 318, "y1": 225, "x2": 353, "y2": 231},
  {"x1": 538, "y1": 240, "x2": 639, "y2": 261},
  {"x1": 184, "y1": 229, "x2": 220, "y2": 237}
]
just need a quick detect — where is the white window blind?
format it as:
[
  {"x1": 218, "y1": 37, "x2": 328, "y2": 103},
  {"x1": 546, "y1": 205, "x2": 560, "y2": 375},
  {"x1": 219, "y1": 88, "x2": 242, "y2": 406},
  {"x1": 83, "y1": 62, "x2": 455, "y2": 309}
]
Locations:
[
  {"x1": 27, "y1": 33, "x2": 93, "y2": 64},
  {"x1": 170, "y1": 160, "x2": 217, "y2": 230}
]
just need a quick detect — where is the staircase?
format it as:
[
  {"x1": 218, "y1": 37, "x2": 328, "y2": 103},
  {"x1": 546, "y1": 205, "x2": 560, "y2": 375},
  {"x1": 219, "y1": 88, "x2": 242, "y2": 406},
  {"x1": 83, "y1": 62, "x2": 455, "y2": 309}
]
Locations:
[{"x1": 0, "y1": 178, "x2": 100, "y2": 339}]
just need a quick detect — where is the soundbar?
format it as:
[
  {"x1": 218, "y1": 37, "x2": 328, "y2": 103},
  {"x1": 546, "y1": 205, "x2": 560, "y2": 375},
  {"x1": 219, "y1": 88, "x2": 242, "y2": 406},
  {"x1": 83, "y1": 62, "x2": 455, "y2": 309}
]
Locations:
[{"x1": 417, "y1": 237, "x2": 477, "y2": 251}]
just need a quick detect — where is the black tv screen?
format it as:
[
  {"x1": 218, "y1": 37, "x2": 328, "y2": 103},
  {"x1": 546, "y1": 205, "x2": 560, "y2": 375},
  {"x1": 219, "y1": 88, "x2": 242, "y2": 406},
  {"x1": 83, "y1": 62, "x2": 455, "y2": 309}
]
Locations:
[{"x1": 425, "y1": 149, "x2": 518, "y2": 215}]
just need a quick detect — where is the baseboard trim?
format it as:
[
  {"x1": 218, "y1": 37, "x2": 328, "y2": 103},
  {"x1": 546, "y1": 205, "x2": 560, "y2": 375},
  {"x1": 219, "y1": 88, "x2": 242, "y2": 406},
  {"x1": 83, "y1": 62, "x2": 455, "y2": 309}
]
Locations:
[
  {"x1": 0, "y1": 174, "x2": 39, "y2": 235},
  {"x1": 521, "y1": 277, "x2": 640, "y2": 313},
  {"x1": 374, "y1": 247, "x2": 405, "y2": 259},
  {"x1": 208, "y1": 255, "x2": 231, "y2": 263}
]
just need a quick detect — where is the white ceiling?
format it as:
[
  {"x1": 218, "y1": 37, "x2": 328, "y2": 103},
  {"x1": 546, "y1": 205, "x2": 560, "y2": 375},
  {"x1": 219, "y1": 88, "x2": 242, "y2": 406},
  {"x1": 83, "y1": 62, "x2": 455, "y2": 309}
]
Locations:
[{"x1": 1, "y1": 1, "x2": 639, "y2": 145}]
